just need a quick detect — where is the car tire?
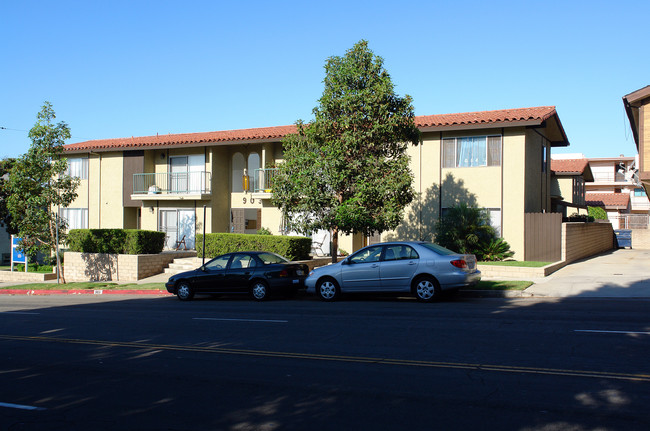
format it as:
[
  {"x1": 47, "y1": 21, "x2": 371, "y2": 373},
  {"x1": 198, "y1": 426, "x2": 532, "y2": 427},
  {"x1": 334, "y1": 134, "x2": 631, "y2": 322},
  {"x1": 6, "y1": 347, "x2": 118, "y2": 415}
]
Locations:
[
  {"x1": 317, "y1": 278, "x2": 340, "y2": 301},
  {"x1": 251, "y1": 280, "x2": 270, "y2": 301},
  {"x1": 414, "y1": 276, "x2": 440, "y2": 302},
  {"x1": 176, "y1": 281, "x2": 194, "y2": 301}
]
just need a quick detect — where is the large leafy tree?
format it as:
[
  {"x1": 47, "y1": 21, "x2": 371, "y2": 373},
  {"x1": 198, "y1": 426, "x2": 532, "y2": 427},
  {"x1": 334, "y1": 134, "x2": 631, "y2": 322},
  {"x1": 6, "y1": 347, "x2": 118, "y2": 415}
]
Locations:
[
  {"x1": 272, "y1": 40, "x2": 420, "y2": 262},
  {"x1": 6, "y1": 102, "x2": 79, "y2": 282}
]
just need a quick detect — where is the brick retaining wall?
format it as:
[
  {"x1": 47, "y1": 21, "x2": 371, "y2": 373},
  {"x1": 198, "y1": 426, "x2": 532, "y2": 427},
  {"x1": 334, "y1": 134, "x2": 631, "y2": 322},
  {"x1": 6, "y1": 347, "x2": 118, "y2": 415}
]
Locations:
[
  {"x1": 64, "y1": 251, "x2": 196, "y2": 282},
  {"x1": 562, "y1": 222, "x2": 615, "y2": 264},
  {"x1": 631, "y1": 229, "x2": 650, "y2": 249},
  {"x1": 0, "y1": 271, "x2": 57, "y2": 282}
]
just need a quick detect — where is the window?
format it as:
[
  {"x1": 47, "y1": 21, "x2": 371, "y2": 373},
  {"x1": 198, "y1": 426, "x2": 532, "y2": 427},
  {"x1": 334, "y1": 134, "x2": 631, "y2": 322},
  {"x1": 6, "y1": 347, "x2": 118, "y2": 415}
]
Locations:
[
  {"x1": 66, "y1": 158, "x2": 88, "y2": 179},
  {"x1": 442, "y1": 136, "x2": 501, "y2": 168},
  {"x1": 634, "y1": 188, "x2": 647, "y2": 197},
  {"x1": 205, "y1": 255, "x2": 230, "y2": 270},
  {"x1": 383, "y1": 245, "x2": 419, "y2": 261},
  {"x1": 230, "y1": 254, "x2": 256, "y2": 269},
  {"x1": 541, "y1": 145, "x2": 547, "y2": 173},
  {"x1": 350, "y1": 245, "x2": 383, "y2": 264},
  {"x1": 485, "y1": 208, "x2": 501, "y2": 236},
  {"x1": 59, "y1": 208, "x2": 88, "y2": 230}
]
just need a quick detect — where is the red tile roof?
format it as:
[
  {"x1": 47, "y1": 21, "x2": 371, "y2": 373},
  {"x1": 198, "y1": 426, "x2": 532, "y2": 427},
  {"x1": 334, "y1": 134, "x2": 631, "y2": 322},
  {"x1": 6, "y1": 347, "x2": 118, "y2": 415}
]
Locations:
[
  {"x1": 63, "y1": 106, "x2": 559, "y2": 153},
  {"x1": 551, "y1": 159, "x2": 589, "y2": 174},
  {"x1": 585, "y1": 193, "x2": 630, "y2": 209},
  {"x1": 415, "y1": 106, "x2": 557, "y2": 129},
  {"x1": 64, "y1": 125, "x2": 298, "y2": 152}
]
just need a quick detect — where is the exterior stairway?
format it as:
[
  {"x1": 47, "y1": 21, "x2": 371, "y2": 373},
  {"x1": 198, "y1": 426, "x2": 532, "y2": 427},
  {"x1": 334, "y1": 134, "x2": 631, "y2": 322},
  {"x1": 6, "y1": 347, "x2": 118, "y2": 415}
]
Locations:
[{"x1": 164, "y1": 257, "x2": 202, "y2": 275}]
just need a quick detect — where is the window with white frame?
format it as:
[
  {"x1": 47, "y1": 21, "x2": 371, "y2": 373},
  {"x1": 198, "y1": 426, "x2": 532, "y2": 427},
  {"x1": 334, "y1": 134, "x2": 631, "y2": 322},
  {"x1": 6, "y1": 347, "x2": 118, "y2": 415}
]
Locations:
[
  {"x1": 59, "y1": 208, "x2": 88, "y2": 230},
  {"x1": 442, "y1": 136, "x2": 501, "y2": 168},
  {"x1": 66, "y1": 157, "x2": 88, "y2": 179}
]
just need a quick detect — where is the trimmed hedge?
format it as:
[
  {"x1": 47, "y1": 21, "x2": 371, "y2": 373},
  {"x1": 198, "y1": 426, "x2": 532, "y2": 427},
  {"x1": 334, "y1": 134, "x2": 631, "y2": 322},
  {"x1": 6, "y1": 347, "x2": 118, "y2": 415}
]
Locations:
[
  {"x1": 67, "y1": 229, "x2": 165, "y2": 254},
  {"x1": 197, "y1": 233, "x2": 312, "y2": 261}
]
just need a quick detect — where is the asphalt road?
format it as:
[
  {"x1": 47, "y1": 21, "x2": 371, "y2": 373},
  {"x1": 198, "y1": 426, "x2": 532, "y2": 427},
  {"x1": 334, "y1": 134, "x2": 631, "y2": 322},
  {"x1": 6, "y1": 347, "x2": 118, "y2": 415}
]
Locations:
[{"x1": 1, "y1": 294, "x2": 649, "y2": 431}]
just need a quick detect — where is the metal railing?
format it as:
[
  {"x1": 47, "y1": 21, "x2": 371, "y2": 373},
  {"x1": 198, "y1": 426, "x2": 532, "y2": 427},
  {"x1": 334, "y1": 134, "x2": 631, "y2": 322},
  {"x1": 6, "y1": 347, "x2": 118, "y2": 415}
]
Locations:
[
  {"x1": 591, "y1": 172, "x2": 638, "y2": 183},
  {"x1": 253, "y1": 168, "x2": 278, "y2": 193},
  {"x1": 133, "y1": 172, "x2": 211, "y2": 195}
]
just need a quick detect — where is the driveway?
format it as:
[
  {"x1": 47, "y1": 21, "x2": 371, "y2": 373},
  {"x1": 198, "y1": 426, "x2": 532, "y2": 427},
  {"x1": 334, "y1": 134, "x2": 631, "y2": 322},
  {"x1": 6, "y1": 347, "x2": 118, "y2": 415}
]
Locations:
[{"x1": 524, "y1": 248, "x2": 650, "y2": 298}]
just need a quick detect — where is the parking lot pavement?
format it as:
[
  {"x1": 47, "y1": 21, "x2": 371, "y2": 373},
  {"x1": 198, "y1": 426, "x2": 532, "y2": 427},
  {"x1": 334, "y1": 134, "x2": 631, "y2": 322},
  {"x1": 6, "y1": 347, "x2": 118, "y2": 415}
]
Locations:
[{"x1": 523, "y1": 248, "x2": 650, "y2": 298}]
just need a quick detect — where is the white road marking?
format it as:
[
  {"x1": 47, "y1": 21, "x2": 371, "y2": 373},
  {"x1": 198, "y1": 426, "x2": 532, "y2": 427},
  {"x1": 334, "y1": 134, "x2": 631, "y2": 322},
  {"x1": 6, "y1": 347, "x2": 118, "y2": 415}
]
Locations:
[
  {"x1": 0, "y1": 402, "x2": 46, "y2": 411},
  {"x1": 575, "y1": 329, "x2": 650, "y2": 335},
  {"x1": 193, "y1": 317, "x2": 288, "y2": 323}
]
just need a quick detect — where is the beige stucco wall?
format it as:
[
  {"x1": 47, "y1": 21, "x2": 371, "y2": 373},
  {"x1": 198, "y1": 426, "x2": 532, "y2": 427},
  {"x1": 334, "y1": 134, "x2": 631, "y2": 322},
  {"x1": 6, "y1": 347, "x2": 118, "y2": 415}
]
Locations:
[
  {"x1": 554, "y1": 177, "x2": 574, "y2": 202},
  {"x1": 501, "y1": 129, "x2": 527, "y2": 259}
]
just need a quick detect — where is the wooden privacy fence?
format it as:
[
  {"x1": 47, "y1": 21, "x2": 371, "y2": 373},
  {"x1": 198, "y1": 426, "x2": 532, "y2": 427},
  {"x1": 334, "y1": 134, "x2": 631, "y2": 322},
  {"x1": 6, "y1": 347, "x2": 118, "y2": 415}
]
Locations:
[{"x1": 524, "y1": 213, "x2": 562, "y2": 262}]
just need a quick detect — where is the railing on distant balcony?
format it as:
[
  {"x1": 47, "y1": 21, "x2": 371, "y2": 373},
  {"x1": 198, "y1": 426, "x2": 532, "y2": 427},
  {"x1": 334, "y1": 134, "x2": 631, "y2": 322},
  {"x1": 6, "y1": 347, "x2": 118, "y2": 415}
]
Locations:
[
  {"x1": 253, "y1": 168, "x2": 278, "y2": 193},
  {"x1": 591, "y1": 172, "x2": 633, "y2": 183},
  {"x1": 133, "y1": 172, "x2": 212, "y2": 195}
]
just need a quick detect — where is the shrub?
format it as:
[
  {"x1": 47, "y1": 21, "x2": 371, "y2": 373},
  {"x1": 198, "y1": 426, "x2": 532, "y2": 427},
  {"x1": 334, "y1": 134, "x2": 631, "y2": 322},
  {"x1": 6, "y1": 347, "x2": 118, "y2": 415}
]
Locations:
[
  {"x1": 479, "y1": 238, "x2": 514, "y2": 262},
  {"x1": 435, "y1": 204, "x2": 495, "y2": 255},
  {"x1": 197, "y1": 233, "x2": 312, "y2": 261},
  {"x1": 588, "y1": 206, "x2": 608, "y2": 221},
  {"x1": 67, "y1": 229, "x2": 165, "y2": 254},
  {"x1": 257, "y1": 227, "x2": 272, "y2": 235}
]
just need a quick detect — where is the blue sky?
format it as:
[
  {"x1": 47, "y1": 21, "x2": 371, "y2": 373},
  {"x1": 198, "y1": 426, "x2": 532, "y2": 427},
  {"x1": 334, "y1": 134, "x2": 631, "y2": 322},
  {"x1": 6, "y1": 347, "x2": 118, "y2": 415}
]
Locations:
[{"x1": 1, "y1": 0, "x2": 647, "y2": 159}]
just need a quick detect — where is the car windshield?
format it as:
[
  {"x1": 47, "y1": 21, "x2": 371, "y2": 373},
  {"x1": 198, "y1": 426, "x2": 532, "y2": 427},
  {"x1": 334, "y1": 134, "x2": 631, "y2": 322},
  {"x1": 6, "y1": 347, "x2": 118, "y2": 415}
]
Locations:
[
  {"x1": 420, "y1": 242, "x2": 456, "y2": 255},
  {"x1": 257, "y1": 252, "x2": 289, "y2": 264}
]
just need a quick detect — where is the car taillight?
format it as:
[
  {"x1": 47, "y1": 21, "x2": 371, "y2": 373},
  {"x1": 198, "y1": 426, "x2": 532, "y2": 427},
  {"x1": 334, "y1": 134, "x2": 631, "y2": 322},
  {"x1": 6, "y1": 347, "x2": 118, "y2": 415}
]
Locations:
[
  {"x1": 279, "y1": 269, "x2": 289, "y2": 277},
  {"x1": 450, "y1": 259, "x2": 467, "y2": 269}
]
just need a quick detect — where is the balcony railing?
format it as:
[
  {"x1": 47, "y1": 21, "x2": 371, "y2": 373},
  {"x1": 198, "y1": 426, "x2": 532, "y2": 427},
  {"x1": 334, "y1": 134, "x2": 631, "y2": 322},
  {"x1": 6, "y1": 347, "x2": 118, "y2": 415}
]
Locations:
[
  {"x1": 133, "y1": 172, "x2": 211, "y2": 195},
  {"x1": 591, "y1": 172, "x2": 637, "y2": 183},
  {"x1": 253, "y1": 168, "x2": 278, "y2": 193}
]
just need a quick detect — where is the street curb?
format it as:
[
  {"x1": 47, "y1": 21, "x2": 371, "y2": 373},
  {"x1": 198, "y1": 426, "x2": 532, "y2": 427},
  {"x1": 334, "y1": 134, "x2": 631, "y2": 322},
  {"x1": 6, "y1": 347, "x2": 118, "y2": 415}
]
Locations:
[
  {"x1": 0, "y1": 289, "x2": 171, "y2": 296},
  {"x1": 459, "y1": 289, "x2": 536, "y2": 298}
]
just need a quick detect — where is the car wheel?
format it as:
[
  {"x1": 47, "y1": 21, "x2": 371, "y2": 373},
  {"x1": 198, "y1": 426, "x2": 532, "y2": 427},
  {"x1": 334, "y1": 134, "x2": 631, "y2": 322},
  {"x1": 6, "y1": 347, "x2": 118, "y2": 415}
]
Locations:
[
  {"x1": 414, "y1": 276, "x2": 440, "y2": 302},
  {"x1": 251, "y1": 280, "x2": 269, "y2": 301},
  {"x1": 317, "y1": 278, "x2": 340, "y2": 301},
  {"x1": 176, "y1": 281, "x2": 194, "y2": 301}
]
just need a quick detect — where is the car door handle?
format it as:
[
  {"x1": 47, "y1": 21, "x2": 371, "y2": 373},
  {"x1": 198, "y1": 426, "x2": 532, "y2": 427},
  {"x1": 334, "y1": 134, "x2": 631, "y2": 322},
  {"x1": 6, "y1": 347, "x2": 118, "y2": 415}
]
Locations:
[
  {"x1": 371, "y1": 264, "x2": 379, "y2": 268},
  {"x1": 407, "y1": 261, "x2": 416, "y2": 265}
]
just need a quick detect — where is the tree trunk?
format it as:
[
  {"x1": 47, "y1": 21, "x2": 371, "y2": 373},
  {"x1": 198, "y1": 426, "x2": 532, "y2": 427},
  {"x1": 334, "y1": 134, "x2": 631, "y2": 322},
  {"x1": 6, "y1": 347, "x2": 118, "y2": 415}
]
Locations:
[{"x1": 331, "y1": 227, "x2": 339, "y2": 264}]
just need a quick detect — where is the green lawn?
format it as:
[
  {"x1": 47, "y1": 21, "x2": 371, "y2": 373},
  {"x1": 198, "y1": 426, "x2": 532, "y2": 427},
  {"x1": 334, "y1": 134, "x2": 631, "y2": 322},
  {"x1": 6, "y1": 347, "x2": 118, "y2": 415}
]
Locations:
[
  {"x1": 0, "y1": 282, "x2": 166, "y2": 290},
  {"x1": 466, "y1": 280, "x2": 533, "y2": 290},
  {"x1": 479, "y1": 261, "x2": 551, "y2": 268}
]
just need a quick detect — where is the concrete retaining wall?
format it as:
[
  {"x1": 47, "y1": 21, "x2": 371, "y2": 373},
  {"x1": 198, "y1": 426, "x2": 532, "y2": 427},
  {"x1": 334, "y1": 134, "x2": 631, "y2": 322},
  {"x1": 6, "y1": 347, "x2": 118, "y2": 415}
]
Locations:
[{"x1": 64, "y1": 251, "x2": 196, "y2": 282}]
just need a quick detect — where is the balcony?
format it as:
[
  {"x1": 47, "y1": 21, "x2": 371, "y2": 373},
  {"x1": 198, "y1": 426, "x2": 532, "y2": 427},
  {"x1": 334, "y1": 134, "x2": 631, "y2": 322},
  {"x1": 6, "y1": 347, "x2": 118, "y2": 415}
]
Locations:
[
  {"x1": 591, "y1": 172, "x2": 638, "y2": 184},
  {"x1": 131, "y1": 172, "x2": 212, "y2": 201},
  {"x1": 251, "y1": 168, "x2": 278, "y2": 199}
]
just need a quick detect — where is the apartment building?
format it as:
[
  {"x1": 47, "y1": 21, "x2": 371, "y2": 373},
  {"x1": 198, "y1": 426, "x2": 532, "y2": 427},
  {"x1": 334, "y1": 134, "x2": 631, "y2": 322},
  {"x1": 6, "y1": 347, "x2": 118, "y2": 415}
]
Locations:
[{"x1": 62, "y1": 106, "x2": 569, "y2": 259}]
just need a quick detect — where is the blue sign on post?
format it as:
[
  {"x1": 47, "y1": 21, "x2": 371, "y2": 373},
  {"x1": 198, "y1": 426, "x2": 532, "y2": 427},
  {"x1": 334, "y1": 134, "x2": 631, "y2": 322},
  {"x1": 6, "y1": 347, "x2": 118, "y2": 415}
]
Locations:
[{"x1": 11, "y1": 235, "x2": 27, "y2": 272}]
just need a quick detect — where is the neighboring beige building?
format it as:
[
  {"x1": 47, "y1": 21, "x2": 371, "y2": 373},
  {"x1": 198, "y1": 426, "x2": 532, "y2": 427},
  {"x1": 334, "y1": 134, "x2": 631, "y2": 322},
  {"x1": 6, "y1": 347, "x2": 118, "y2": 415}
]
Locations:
[
  {"x1": 624, "y1": 86, "x2": 650, "y2": 195},
  {"x1": 62, "y1": 106, "x2": 570, "y2": 259},
  {"x1": 549, "y1": 158, "x2": 592, "y2": 216},
  {"x1": 551, "y1": 153, "x2": 649, "y2": 228}
]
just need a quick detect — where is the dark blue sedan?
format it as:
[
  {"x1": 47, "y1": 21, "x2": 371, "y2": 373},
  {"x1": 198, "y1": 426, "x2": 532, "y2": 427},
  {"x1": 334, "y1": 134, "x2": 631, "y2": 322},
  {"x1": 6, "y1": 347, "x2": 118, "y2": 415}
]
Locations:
[{"x1": 166, "y1": 251, "x2": 309, "y2": 301}]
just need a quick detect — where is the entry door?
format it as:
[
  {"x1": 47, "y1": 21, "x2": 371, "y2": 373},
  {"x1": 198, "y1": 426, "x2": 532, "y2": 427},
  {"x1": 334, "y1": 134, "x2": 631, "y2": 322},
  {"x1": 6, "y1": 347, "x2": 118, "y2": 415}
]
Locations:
[
  {"x1": 160, "y1": 210, "x2": 178, "y2": 249},
  {"x1": 160, "y1": 209, "x2": 196, "y2": 249},
  {"x1": 178, "y1": 210, "x2": 195, "y2": 249},
  {"x1": 169, "y1": 156, "x2": 188, "y2": 193}
]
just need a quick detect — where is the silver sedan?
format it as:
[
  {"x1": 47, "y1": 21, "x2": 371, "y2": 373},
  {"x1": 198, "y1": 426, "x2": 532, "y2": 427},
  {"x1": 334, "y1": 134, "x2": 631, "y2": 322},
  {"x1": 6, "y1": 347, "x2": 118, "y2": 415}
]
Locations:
[{"x1": 305, "y1": 241, "x2": 481, "y2": 302}]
